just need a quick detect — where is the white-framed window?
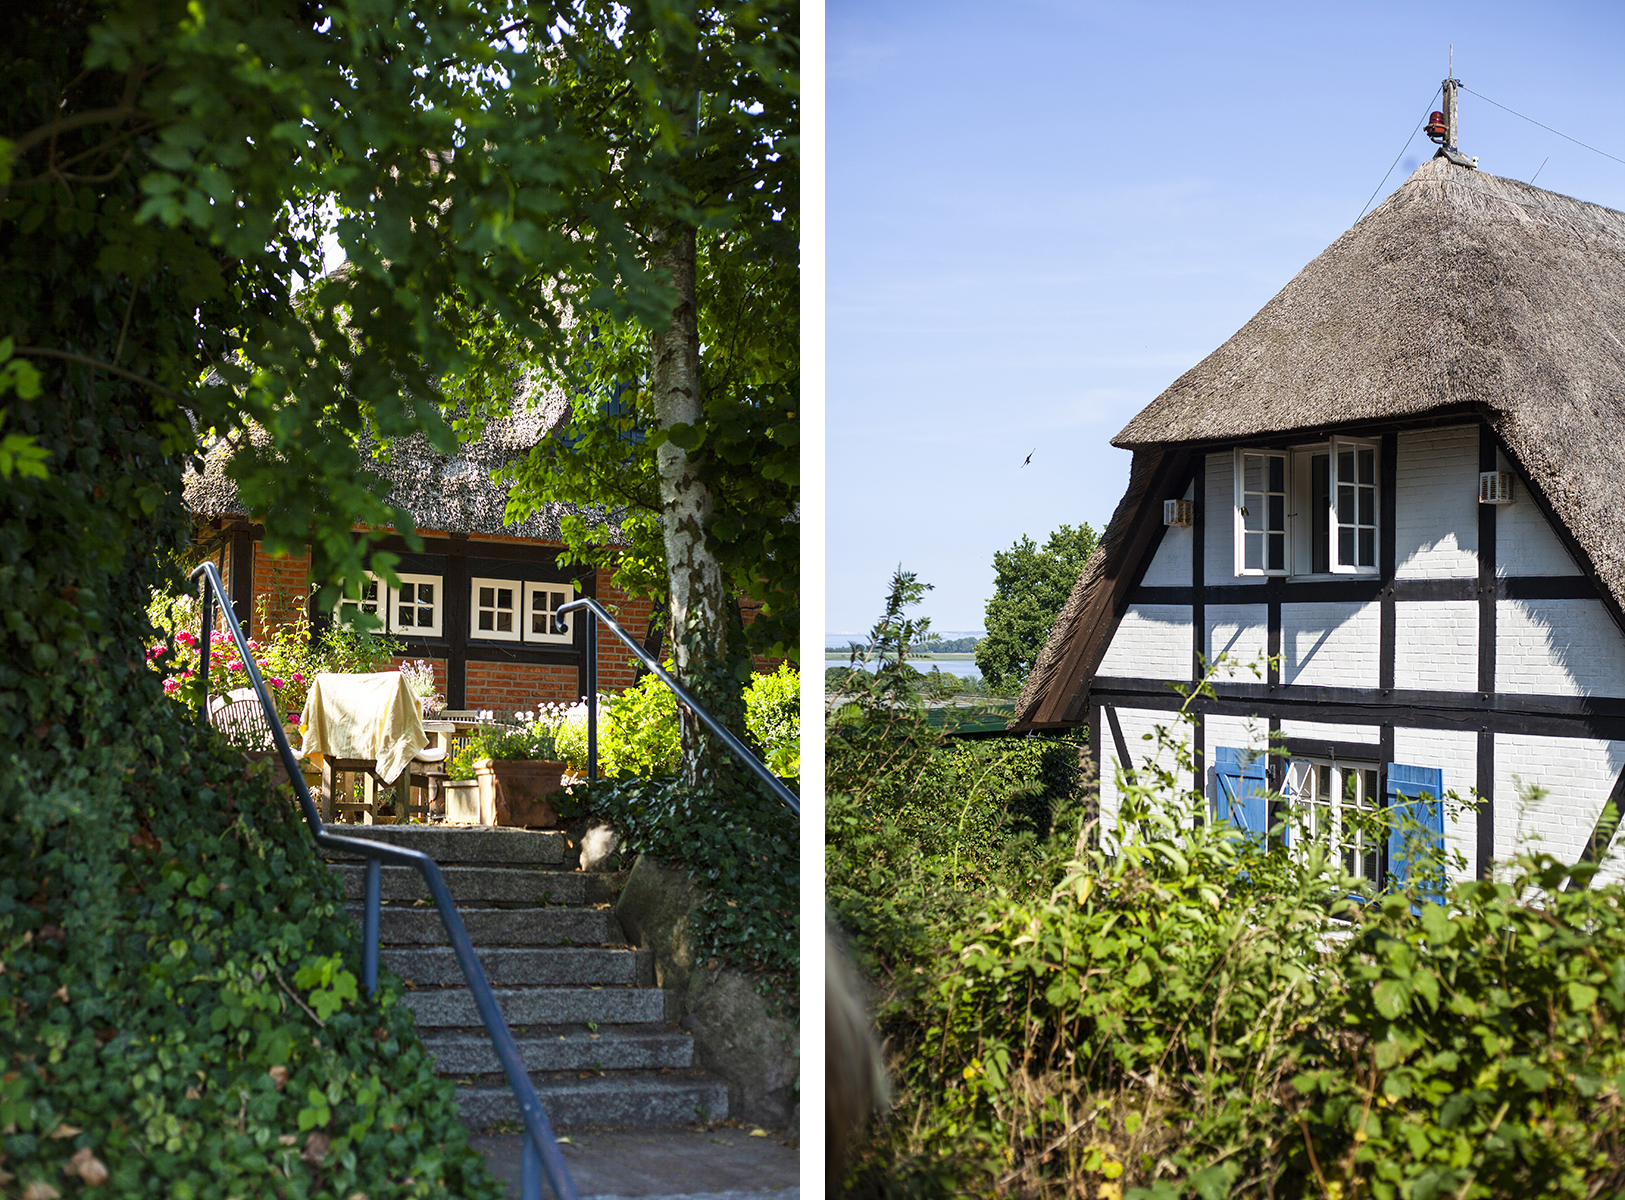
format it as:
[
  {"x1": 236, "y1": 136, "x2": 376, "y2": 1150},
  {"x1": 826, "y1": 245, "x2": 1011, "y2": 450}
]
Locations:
[
  {"x1": 1329, "y1": 437, "x2": 1378, "y2": 572},
  {"x1": 1283, "y1": 759, "x2": 1380, "y2": 880},
  {"x1": 1235, "y1": 449, "x2": 1288, "y2": 575},
  {"x1": 470, "y1": 578, "x2": 578, "y2": 644},
  {"x1": 1236, "y1": 440, "x2": 1380, "y2": 577},
  {"x1": 523, "y1": 582, "x2": 575, "y2": 644},
  {"x1": 336, "y1": 573, "x2": 385, "y2": 630},
  {"x1": 391, "y1": 573, "x2": 443, "y2": 638},
  {"x1": 337, "y1": 571, "x2": 446, "y2": 637},
  {"x1": 470, "y1": 578, "x2": 522, "y2": 642}
]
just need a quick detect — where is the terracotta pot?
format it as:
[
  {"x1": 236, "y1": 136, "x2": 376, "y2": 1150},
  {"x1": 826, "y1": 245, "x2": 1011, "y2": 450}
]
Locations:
[{"x1": 474, "y1": 758, "x2": 569, "y2": 828}]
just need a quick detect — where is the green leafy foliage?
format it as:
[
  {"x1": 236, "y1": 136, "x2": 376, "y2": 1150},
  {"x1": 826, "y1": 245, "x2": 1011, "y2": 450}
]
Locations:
[
  {"x1": 0, "y1": 712, "x2": 500, "y2": 1199},
  {"x1": 0, "y1": 3, "x2": 745, "y2": 1190},
  {"x1": 834, "y1": 676, "x2": 1625, "y2": 1200},
  {"x1": 744, "y1": 662, "x2": 799, "y2": 780},
  {"x1": 597, "y1": 675, "x2": 682, "y2": 779},
  {"x1": 976, "y1": 523, "x2": 1099, "y2": 696},
  {"x1": 579, "y1": 775, "x2": 798, "y2": 1005}
]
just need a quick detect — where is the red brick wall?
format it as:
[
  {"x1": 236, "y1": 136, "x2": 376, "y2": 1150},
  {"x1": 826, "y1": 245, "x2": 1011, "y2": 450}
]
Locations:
[
  {"x1": 464, "y1": 661, "x2": 582, "y2": 711},
  {"x1": 252, "y1": 542, "x2": 312, "y2": 636}
]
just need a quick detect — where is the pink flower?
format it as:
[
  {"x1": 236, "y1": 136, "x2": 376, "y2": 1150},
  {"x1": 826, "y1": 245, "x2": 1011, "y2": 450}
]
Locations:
[
  {"x1": 247, "y1": 640, "x2": 261, "y2": 651},
  {"x1": 291, "y1": 673, "x2": 305, "y2": 684},
  {"x1": 175, "y1": 630, "x2": 197, "y2": 647},
  {"x1": 163, "y1": 678, "x2": 180, "y2": 695},
  {"x1": 269, "y1": 677, "x2": 285, "y2": 689}
]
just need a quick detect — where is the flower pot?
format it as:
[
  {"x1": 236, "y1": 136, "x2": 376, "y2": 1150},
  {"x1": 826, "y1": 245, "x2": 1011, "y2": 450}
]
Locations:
[
  {"x1": 442, "y1": 779, "x2": 483, "y2": 825},
  {"x1": 474, "y1": 758, "x2": 569, "y2": 828}
]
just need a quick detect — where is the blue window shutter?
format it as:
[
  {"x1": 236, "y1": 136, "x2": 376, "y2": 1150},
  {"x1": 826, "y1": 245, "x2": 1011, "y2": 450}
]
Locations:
[
  {"x1": 1387, "y1": 763, "x2": 1445, "y2": 894},
  {"x1": 1213, "y1": 747, "x2": 1268, "y2": 838}
]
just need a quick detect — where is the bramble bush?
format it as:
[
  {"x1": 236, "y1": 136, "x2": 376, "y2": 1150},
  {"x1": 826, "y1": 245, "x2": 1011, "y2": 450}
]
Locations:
[{"x1": 833, "y1": 679, "x2": 1625, "y2": 1199}]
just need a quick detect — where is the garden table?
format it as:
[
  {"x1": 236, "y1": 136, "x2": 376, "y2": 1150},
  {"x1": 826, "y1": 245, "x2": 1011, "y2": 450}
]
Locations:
[{"x1": 299, "y1": 672, "x2": 428, "y2": 824}]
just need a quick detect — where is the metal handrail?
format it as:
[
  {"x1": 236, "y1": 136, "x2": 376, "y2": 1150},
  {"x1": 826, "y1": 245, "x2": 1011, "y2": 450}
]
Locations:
[
  {"x1": 557, "y1": 597, "x2": 800, "y2": 815},
  {"x1": 188, "y1": 562, "x2": 576, "y2": 1200}
]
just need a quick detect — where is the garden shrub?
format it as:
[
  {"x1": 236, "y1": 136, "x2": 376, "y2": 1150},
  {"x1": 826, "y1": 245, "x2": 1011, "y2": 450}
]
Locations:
[
  {"x1": 1, "y1": 708, "x2": 501, "y2": 1200},
  {"x1": 578, "y1": 774, "x2": 798, "y2": 1006},
  {"x1": 835, "y1": 701, "x2": 1625, "y2": 1200},
  {"x1": 598, "y1": 675, "x2": 681, "y2": 778},
  {"x1": 744, "y1": 662, "x2": 800, "y2": 778}
]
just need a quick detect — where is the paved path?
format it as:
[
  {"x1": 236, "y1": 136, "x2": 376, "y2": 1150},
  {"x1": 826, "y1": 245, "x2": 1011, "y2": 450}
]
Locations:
[{"x1": 470, "y1": 1122, "x2": 800, "y2": 1200}]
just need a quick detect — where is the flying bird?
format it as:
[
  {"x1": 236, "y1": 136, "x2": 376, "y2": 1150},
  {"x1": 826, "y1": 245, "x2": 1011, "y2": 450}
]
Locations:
[{"x1": 1022, "y1": 449, "x2": 1035, "y2": 467}]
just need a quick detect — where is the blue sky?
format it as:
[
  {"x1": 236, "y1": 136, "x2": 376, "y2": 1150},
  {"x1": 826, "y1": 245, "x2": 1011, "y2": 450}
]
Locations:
[{"x1": 826, "y1": 0, "x2": 1625, "y2": 633}]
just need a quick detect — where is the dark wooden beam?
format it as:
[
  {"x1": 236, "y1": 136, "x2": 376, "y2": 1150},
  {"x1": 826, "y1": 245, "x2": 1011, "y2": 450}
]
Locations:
[
  {"x1": 1104, "y1": 705, "x2": 1135, "y2": 785},
  {"x1": 1132, "y1": 575, "x2": 1598, "y2": 607},
  {"x1": 1089, "y1": 675, "x2": 1625, "y2": 740},
  {"x1": 1478, "y1": 424, "x2": 1498, "y2": 874}
]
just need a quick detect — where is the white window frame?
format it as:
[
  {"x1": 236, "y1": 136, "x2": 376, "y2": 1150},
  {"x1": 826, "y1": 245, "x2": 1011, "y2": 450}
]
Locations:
[
  {"x1": 469, "y1": 577, "x2": 523, "y2": 642},
  {"x1": 1282, "y1": 758, "x2": 1381, "y2": 880},
  {"x1": 1327, "y1": 437, "x2": 1380, "y2": 575},
  {"x1": 1234, "y1": 448, "x2": 1290, "y2": 576},
  {"x1": 389, "y1": 573, "x2": 444, "y2": 638},
  {"x1": 522, "y1": 581, "x2": 576, "y2": 645},
  {"x1": 335, "y1": 572, "x2": 385, "y2": 630}
]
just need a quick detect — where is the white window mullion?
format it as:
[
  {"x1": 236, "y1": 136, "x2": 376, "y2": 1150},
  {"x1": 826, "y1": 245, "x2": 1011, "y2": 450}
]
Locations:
[
  {"x1": 521, "y1": 582, "x2": 576, "y2": 644},
  {"x1": 390, "y1": 573, "x2": 443, "y2": 638},
  {"x1": 1235, "y1": 449, "x2": 1288, "y2": 576},
  {"x1": 1329, "y1": 438, "x2": 1379, "y2": 573},
  {"x1": 336, "y1": 572, "x2": 384, "y2": 630},
  {"x1": 470, "y1": 577, "x2": 522, "y2": 642}
]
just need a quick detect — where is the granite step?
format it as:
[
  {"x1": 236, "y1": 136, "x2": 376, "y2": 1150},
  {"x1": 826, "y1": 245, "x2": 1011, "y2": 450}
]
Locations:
[
  {"x1": 401, "y1": 985, "x2": 670, "y2": 1028},
  {"x1": 322, "y1": 825, "x2": 568, "y2": 867},
  {"x1": 457, "y1": 1072, "x2": 730, "y2": 1130},
  {"x1": 383, "y1": 945, "x2": 651, "y2": 988},
  {"x1": 423, "y1": 1026, "x2": 694, "y2": 1075},
  {"x1": 332, "y1": 863, "x2": 612, "y2": 907},
  {"x1": 356, "y1": 905, "x2": 622, "y2": 947}
]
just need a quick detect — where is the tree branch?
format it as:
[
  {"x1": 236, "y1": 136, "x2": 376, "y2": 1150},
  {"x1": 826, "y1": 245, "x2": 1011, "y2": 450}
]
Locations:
[
  {"x1": 12, "y1": 346, "x2": 183, "y2": 401},
  {"x1": 10, "y1": 107, "x2": 141, "y2": 156}
]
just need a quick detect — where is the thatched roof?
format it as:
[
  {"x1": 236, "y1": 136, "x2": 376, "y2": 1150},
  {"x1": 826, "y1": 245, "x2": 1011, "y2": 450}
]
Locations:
[
  {"x1": 184, "y1": 391, "x2": 601, "y2": 540},
  {"x1": 1016, "y1": 156, "x2": 1625, "y2": 728}
]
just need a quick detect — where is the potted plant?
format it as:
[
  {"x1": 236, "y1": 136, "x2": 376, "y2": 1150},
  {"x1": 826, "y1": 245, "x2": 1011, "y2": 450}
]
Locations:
[
  {"x1": 450, "y1": 709, "x2": 572, "y2": 828},
  {"x1": 399, "y1": 659, "x2": 445, "y2": 718}
]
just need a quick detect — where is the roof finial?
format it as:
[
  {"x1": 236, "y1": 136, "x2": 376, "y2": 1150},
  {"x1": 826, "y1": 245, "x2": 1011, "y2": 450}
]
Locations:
[{"x1": 1435, "y1": 47, "x2": 1477, "y2": 169}]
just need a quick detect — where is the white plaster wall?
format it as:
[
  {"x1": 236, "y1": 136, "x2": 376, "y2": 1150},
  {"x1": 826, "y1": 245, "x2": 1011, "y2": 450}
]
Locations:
[
  {"x1": 1200, "y1": 713, "x2": 1272, "y2": 819},
  {"x1": 1393, "y1": 726, "x2": 1479, "y2": 882},
  {"x1": 1494, "y1": 451, "x2": 1580, "y2": 576},
  {"x1": 1097, "y1": 604, "x2": 1192, "y2": 680},
  {"x1": 1395, "y1": 426, "x2": 1479, "y2": 579},
  {"x1": 1098, "y1": 706, "x2": 1193, "y2": 845},
  {"x1": 1280, "y1": 602, "x2": 1379, "y2": 689},
  {"x1": 1278, "y1": 718, "x2": 1381, "y2": 746},
  {"x1": 1496, "y1": 599, "x2": 1625, "y2": 697},
  {"x1": 1494, "y1": 734, "x2": 1625, "y2": 876},
  {"x1": 1205, "y1": 451, "x2": 1265, "y2": 587},
  {"x1": 1205, "y1": 604, "x2": 1268, "y2": 673},
  {"x1": 1140, "y1": 479, "x2": 1194, "y2": 587},
  {"x1": 1394, "y1": 600, "x2": 1478, "y2": 691}
]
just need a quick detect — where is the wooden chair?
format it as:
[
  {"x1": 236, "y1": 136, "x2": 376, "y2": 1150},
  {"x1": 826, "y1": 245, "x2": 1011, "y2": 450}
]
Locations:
[{"x1": 209, "y1": 688, "x2": 277, "y2": 752}]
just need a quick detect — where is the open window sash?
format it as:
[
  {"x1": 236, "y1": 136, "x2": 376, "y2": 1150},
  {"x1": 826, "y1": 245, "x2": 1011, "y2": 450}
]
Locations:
[{"x1": 1328, "y1": 437, "x2": 1379, "y2": 574}]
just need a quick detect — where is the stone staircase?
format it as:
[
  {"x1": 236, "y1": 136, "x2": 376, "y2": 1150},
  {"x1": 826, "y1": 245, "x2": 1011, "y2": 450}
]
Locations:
[{"x1": 323, "y1": 826, "x2": 729, "y2": 1129}]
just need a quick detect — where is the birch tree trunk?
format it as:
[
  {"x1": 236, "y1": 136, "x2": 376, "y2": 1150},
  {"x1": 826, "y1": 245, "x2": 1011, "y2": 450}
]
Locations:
[{"x1": 649, "y1": 225, "x2": 741, "y2": 790}]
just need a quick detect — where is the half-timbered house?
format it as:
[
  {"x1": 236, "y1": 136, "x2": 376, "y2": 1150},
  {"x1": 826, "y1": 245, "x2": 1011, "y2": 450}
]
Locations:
[
  {"x1": 1012, "y1": 152, "x2": 1625, "y2": 886},
  {"x1": 184, "y1": 396, "x2": 659, "y2": 713}
]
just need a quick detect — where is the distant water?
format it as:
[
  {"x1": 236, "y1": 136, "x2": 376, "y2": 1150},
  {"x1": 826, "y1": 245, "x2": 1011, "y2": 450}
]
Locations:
[{"x1": 829, "y1": 657, "x2": 983, "y2": 680}]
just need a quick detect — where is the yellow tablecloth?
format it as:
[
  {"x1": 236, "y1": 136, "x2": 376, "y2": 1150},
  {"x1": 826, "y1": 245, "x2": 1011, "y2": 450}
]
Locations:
[{"x1": 299, "y1": 672, "x2": 427, "y2": 784}]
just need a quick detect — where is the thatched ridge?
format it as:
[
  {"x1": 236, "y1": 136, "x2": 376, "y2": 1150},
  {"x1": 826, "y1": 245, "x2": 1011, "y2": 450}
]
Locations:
[{"x1": 1015, "y1": 156, "x2": 1625, "y2": 728}]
